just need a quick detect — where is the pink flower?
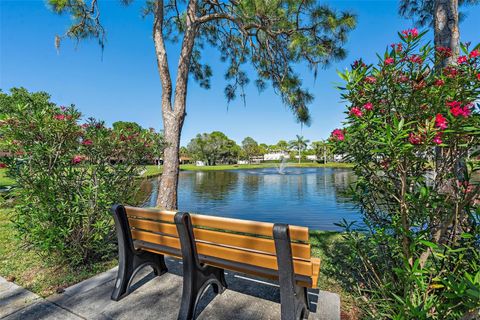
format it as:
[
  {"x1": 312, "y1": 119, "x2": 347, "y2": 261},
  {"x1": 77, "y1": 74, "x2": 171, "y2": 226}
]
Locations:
[
  {"x1": 409, "y1": 55, "x2": 423, "y2": 64},
  {"x1": 470, "y1": 50, "x2": 480, "y2": 58},
  {"x1": 435, "y1": 114, "x2": 448, "y2": 129},
  {"x1": 0, "y1": 163, "x2": 6, "y2": 169},
  {"x1": 433, "y1": 133, "x2": 443, "y2": 145},
  {"x1": 457, "y1": 56, "x2": 468, "y2": 64},
  {"x1": 390, "y1": 43, "x2": 403, "y2": 53},
  {"x1": 385, "y1": 57, "x2": 394, "y2": 65},
  {"x1": 54, "y1": 114, "x2": 66, "y2": 120},
  {"x1": 409, "y1": 132, "x2": 423, "y2": 145},
  {"x1": 72, "y1": 155, "x2": 85, "y2": 164},
  {"x1": 81, "y1": 123, "x2": 89, "y2": 128},
  {"x1": 477, "y1": 73, "x2": 480, "y2": 81},
  {"x1": 350, "y1": 107, "x2": 363, "y2": 117},
  {"x1": 402, "y1": 28, "x2": 419, "y2": 39},
  {"x1": 434, "y1": 79, "x2": 445, "y2": 86},
  {"x1": 365, "y1": 76, "x2": 376, "y2": 83},
  {"x1": 82, "y1": 139, "x2": 93, "y2": 146},
  {"x1": 363, "y1": 102, "x2": 373, "y2": 111},
  {"x1": 331, "y1": 129, "x2": 345, "y2": 141}
]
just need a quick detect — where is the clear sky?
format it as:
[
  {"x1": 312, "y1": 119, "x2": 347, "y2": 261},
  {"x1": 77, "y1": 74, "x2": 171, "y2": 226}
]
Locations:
[{"x1": 1, "y1": 1, "x2": 479, "y2": 146}]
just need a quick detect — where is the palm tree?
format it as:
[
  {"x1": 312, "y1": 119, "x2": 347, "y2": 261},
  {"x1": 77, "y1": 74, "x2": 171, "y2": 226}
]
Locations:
[{"x1": 289, "y1": 135, "x2": 310, "y2": 164}]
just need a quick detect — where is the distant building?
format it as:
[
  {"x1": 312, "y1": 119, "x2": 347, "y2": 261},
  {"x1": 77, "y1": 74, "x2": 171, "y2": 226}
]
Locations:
[
  {"x1": 237, "y1": 160, "x2": 249, "y2": 165},
  {"x1": 195, "y1": 160, "x2": 206, "y2": 166},
  {"x1": 306, "y1": 155, "x2": 317, "y2": 161},
  {"x1": 263, "y1": 152, "x2": 290, "y2": 161},
  {"x1": 334, "y1": 154, "x2": 347, "y2": 162}
]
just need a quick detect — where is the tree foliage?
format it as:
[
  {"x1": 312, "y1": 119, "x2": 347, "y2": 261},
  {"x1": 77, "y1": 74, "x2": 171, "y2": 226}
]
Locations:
[
  {"x1": 331, "y1": 30, "x2": 480, "y2": 318},
  {"x1": 48, "y1": 0, "x2": 356, "y2": 124},
  {"x1": 399, "y1": 0, "x2": 479, "y2": 27},
  {"x1": 187, "y1": 131, "x2": 240, "y2": 165},
  {"x1": 0, "y1": 88, "x2": 164, "y2": 264}
]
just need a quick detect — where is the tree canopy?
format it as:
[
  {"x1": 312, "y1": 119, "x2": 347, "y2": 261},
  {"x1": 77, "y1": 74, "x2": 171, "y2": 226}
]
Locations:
[{"x1": 48, "y1": 0, "x2": 356, "y2": 124}]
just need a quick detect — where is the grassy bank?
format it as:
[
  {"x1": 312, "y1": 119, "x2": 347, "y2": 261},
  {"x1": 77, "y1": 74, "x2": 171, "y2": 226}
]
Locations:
[
  {"x1": 0, "y1": 208, "x2": 117, "y2": 297},
  {"x1": 142, "y1": 162, "x2": 353, "y2": 178}
]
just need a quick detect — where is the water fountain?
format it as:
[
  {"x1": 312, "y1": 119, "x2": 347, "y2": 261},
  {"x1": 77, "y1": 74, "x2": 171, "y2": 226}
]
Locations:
[{"x1": 277, "y1": 156, "x2": 287, "y2": 174}]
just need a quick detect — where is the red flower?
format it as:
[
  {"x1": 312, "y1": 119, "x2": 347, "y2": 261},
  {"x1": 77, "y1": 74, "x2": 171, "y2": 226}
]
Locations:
[
  {"x1": 469, "y1": 50, "x2": 479, "y2": 58},
  {"x1": 54, "y1": 114, "x2": 66, "y2": 120},
  {"x1": 0, "y1": 163, "x2": 6, "y2": 169},
  {"x1": 350, "y1": 107, "x2": 363, "y2": 117},
  {"x1": 82, "y1": 139, "x2": 93, "y2": 146},
  {"x1": 402, "y1": 28, "x2": 419, "y2": 39},
  {"x1": 331, "y1": 129, "x2": 345, "y2": 141},
  {"x1": 363, "y1": 102, "x2": 373, "y2": 111},
  {"x1": 409, "y1": 132, "x2": 423, "y2": 145},
  {"x1": 433, "y1": 133, "x2": 443, "y2": 145},
  {"x1": 457, "y1": 56, "x2": 468, "y2": 64},
  {"x1": 72, "y1": 155, "x2": 85, "y2": 164},
  {"x1": 477, "y1": 73, "x2": 480, "y2": 81},
  {"x1": 434, "y1": 79, "x2": 445, "y2": 86},
  {"x1": 409, "y1": 55, "x2": 423, "y2": 64},
  {"x1": 435, "y1": 114, "x2": 448, "y2": 129},
  {"x1": 436, "y1": 46, "x2": 453, "y2": 58},
  {"x1": 385, "y1": 57, "x2": 394, "y2": 65},
  {"x1": 365, "y1": 76, "x2": 376, "y2": 83},
  {"x1": 447, "y1": 101, "x2": 471, "y2": 118},
  {"x1": 444, "y1": 66, "x2": 458, "y2": 78}
]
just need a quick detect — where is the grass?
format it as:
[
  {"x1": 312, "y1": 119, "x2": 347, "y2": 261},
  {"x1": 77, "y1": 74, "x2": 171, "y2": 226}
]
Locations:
[
  {"x1": 142, "y1": 162, "x2": 353, "y2": 178},
  {"x1": 0, "y1": 208, "x2": 117, "y2": 297},
  {"x1": 0, "y1": 169, "x2": 14, "y2": 187},
  {"x1": 310, "y1": 230, "x2": 360, "y2": 319}
]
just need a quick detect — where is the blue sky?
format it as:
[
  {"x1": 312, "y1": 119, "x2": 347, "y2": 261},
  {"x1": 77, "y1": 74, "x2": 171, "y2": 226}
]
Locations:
[{"x1": 1, "y1": 1, "x2": 479, "y2": 146}]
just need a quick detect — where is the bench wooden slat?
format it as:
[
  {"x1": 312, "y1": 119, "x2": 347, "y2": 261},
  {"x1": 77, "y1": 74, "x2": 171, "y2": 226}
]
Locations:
[
  {"x1": 193, "y1": 228, "x2": 311, "y2": 260},
  {"x1": 128, "y1": 218, "x2": 179, "y2": 237},
  {"x1": 195, "y1": 241, "x2": 313, "y2": 277},
  {"x1": 310, "y1": 258, "x2": 321, "y2": 289},
  {"x1": 125, "y1": 206, "x2": 308, "y2": 242},
  {"x1": 125, "y1": 207, "x2": 176, "y2": 223},
  {"x1": 190, "y1": 214, "x2": 309, "y2": 242},
  {"x1": 132, "y1": 229, "x2": 312, "y2": 277},
  {"x1": 131, "y1": 230, "x2": 181, "y2": 249}
]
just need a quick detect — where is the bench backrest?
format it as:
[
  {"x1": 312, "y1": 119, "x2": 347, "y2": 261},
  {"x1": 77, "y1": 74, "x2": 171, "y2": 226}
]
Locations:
[{"x1": 124, "y1": 206, "x2": 315, "y2": 279}]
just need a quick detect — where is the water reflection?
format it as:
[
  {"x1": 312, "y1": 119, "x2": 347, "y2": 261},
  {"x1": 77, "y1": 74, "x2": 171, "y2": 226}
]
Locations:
[{"x1": 138, "y1": 167, "x2": 359, "y2": 230}]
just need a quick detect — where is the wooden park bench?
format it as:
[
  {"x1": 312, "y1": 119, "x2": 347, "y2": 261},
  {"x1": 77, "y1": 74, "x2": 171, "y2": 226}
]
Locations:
[{"x1": 111, "y1": 205, "x2": 321, "y2": 320}]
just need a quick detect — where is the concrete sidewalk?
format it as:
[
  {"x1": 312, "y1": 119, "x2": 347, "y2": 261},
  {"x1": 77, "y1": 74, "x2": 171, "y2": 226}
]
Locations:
[{"x1": 1, "y1": 257, "x2": 340, "y2": 320}]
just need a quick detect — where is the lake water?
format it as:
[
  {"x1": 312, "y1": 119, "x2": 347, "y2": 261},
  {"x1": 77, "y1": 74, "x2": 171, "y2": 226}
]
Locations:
[{"x1": 139, "y1": 167, "x2": 360, "y2": 231}]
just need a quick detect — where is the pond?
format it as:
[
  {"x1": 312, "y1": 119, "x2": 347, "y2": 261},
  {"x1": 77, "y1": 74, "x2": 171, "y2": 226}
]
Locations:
[{"x1": 138, "y1": 167, "x2": 360, "y2": 231}]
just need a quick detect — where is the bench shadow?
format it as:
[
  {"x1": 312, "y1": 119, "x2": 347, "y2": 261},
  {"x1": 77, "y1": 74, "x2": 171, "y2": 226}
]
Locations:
[{"x1": 162, "y1": 257, "x2": 319, "y2": 314}]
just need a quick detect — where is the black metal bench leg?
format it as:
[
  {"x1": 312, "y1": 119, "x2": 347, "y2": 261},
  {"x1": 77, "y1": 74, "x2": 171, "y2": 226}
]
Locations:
[
  {"x1": 111, "y1": 204, "x2": 168, "y2": 301},
  {"x1": 175, "y1": 212, "x2": 227, "y2": 320},
  {"x1": 274, "y1": 224, "x2": 310, "y2": 320}
]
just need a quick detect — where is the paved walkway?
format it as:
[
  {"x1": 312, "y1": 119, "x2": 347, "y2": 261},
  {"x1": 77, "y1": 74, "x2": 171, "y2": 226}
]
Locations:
[{"x1": 1, "y1": 257, "x2": 340, "y2": 319}]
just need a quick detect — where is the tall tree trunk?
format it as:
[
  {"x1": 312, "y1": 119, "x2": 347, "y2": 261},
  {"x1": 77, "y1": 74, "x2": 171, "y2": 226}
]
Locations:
[
  {"x1": 154, "y1": 0, "x2": 197, "y2": 210},
  {"x1": 434, "y1": 0, "x2": 459, "y2": 67}
]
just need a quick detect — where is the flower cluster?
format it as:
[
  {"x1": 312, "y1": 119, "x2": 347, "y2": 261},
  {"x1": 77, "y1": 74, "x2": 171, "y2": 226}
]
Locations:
[
  {"x1": 401, "y1": 28, "x2": 419, "y2": 39},
  {"x1": 447, "y1": 101, "x2": 472, "y2": 118},
  {"x1": 330, "y1": 129, "x2": 345, "y2": 141}
]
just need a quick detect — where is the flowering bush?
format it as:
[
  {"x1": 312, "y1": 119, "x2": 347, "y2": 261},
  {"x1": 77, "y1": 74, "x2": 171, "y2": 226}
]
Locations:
[
  {"x1": 0, "y1": 88, "x2": 163, "y2": 264},
  {"x1": 332, "y1": 31, "x2": 480, "y2": 318}
]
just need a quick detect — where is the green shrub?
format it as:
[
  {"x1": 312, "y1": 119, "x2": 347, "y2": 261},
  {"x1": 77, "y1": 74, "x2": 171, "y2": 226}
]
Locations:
[
  {"x1": 332, "y1": 30, "x2": 480, "y2": 319},
  {"x1": 0, "y1": 88, "x2": 163, "y2": 265}
]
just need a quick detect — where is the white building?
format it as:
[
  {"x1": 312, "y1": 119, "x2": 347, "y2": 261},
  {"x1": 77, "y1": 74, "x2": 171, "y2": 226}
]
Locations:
[
  {"x1": 195, "y1": 160, "x2": 206, "y2": 166},
  {"x1": 263, "y1": 152, "x2": 290, "y2": 161},
  {"x1": 306, "y1": 155, "x2": 317, "y2": 161}
]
